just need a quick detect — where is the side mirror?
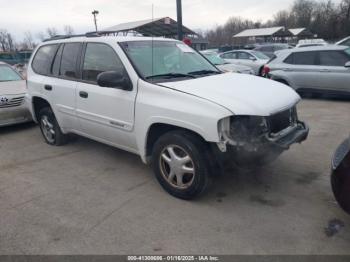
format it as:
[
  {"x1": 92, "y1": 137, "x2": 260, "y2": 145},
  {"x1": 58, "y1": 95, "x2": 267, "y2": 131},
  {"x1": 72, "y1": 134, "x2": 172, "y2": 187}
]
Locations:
[
  {"x1": 345, "y1": 61, "x2": 350, "y2": 68},
  {"x1": 97, "y1": 71, "x2": 132, "y2": 91},
  {"x1": 249, "y1": 57, "x2": 257, "y2": 61}
]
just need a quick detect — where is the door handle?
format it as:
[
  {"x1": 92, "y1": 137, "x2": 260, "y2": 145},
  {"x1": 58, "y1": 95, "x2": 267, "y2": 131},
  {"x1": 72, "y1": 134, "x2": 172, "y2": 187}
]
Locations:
[
  {"x1": 319, "y1": 69, "x2": 331, "y2": 72},
  {"x1": 79, "y1": 91, "x2": 88, "y2": 99},
  {"x1": 44, "y1": 85, "x2": 52, "y2": 91}
]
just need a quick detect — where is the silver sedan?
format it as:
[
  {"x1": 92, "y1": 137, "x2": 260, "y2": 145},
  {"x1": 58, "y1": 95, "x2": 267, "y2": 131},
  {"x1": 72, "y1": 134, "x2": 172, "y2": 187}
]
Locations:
[
  {"x1": 202, "y1": 52, "x2": 255, "y2": 74},
  {"x1": 219, "y1": 50, "x2": 270, "y2": 76},
  {"x1": 0, "y1": 62, "x2": 32, "y2": 127}
]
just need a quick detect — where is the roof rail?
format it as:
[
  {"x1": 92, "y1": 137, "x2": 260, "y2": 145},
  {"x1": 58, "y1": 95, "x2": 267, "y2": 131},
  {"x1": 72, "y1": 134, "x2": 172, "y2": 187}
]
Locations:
[{"x1": 43, "y1": 32, "x2": 102, "y2": 42}]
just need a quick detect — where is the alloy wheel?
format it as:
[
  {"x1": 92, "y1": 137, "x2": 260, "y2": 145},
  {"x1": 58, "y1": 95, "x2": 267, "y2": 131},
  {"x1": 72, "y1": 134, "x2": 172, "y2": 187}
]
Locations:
[
  {"x1": 159, "y1": 145, "x2": 195, "y2": 189},
  {"x1": 41, "y1": 115, "x2": 56, "y2": 144}
]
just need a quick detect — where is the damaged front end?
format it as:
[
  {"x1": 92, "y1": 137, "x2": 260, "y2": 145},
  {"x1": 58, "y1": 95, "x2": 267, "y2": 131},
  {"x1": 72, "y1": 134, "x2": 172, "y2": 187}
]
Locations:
[{"x1": 217, "y1": 106, "x2": 309, "y2": 166}]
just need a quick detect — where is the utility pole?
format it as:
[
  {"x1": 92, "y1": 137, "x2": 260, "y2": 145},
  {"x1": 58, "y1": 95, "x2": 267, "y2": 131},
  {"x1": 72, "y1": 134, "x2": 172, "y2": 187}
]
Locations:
[
  {"x1": 92, "y1": 10, "x2": 99, "y2": 32},
  {"x1": 176, "y1": 0, "x2": 183, "y2": 41}
]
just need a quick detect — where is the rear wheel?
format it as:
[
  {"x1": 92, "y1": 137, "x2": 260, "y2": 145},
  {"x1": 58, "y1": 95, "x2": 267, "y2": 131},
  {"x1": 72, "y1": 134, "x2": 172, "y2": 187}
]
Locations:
[
  {"x1": 38, "y1": 107, "x2": 68, "y2": 146},
  {"x1": 152, "y1": 130, "x2": 211, "y2": 200}
]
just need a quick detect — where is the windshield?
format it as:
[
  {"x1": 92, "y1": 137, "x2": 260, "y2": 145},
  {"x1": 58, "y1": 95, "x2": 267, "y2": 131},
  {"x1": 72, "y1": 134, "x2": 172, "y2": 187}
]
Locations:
[
  {"x1": 203, "y1": 53, "x2": 226, "y2": 65},
  {"x1": 0, "y1": 65, "x2": 22, "y2": 82},
  {"x1": 120, "y1": 41, "x2": 219, "y2": 80},
  {"x1": 251, "y1": 51, "x2": 269, "y2": 60}
]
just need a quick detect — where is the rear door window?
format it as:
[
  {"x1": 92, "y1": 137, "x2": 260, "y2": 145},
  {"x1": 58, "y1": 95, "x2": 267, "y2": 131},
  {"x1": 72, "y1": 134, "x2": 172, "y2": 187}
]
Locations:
[
  {"x1": 319, "y1": 51, "x2": 350, "y2": 66},
  {"x1": 238, "y1": 52, "x2": 254, "y2": 60},
  {"x1": 32, "y1": 44, "x2": 59, "y2": 75},
  {"x1": 221, "y1": 52, "x2": 236, "y2": 59},
  {"x1": 82, "y1": 43, "x2": 125, "y2": 83},
  {"x1": 60, "y1": 43, "x2": 82, "y2": 79}
]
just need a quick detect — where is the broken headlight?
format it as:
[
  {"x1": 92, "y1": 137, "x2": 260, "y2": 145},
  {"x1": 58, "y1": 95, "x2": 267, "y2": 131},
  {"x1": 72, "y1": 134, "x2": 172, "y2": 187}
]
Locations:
[{"x1": 219, "y1": 116, "x2": 269, "y2": 146}]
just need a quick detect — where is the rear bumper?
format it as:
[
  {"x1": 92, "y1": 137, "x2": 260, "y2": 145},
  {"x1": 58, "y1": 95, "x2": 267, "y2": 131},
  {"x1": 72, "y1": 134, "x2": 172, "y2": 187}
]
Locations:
[
  {"x1": 265, "y1": 121, "x2": 309, "y2": 149},
  {"x1": 0, "y1": 103, "x2": 32, "y2": 127}
]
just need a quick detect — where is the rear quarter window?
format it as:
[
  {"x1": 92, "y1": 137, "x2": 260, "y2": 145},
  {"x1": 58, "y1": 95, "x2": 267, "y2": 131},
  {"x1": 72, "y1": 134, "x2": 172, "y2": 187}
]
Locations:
[{"x1": 32, "y1": 44, "x2": 59, "y2": 75}]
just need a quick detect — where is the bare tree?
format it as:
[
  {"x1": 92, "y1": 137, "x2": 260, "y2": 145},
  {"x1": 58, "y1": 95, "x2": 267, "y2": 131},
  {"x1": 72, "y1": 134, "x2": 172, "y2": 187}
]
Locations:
[
  {"x1": 63, "y1": 25, "x2": 74, "y2": 36},
  {"x1": 0, "y1": 29, "x2": 9, "y2": 51},
  {"x1": 7, "y1": 33, "x2": 15, "y2": 51},
  {"x1": 46, "y1": 27, "x2": 58, "y2": 38},
  {"x1": 36, "y1": 32, "x2": 46, "y2": 41},
  {"x1": 23, "y1": 31, "x2": 35, "y2": 49}
]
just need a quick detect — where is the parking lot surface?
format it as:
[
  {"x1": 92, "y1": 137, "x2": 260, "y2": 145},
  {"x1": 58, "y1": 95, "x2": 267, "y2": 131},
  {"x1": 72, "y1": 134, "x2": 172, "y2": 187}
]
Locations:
[{"x1": 0, "y1": 99, "x2": 349, "y2": 255}]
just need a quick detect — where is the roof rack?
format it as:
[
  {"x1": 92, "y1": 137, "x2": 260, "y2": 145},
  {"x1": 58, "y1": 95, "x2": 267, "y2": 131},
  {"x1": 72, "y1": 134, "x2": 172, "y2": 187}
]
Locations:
[{"x1": 43, "y1": 32, "x2": 102, "y2": 42}]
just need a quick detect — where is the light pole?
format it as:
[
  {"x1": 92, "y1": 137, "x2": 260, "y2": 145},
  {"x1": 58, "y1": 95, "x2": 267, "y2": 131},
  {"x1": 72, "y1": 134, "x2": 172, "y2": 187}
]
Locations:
[
  {"x1": 176, "y1": 0, "x2": 183, "y2": 41},
  {"x1": 92, "y1": 10, "x2": 99, "y2": 32}
]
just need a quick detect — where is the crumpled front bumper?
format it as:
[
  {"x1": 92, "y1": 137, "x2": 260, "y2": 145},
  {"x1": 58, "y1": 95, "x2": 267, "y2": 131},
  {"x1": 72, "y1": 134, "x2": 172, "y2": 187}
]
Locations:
[{"x1": 265, "y1": 121, "x2": 309, "y2": 149}]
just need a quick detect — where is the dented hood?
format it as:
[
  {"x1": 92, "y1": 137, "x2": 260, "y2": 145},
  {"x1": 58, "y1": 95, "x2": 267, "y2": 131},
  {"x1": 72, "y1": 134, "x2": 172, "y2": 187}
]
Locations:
[{"x1": 160, "y1": 73, "x2": 301, "y2": 116}]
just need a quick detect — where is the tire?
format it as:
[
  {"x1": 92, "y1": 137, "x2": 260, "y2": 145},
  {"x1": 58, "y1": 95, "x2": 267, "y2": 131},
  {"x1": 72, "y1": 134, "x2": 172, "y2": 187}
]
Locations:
[
  {"x1": 38, "y1": 107, "x2": 68, "y2": 146},
  {"x1": 331, "y1": 154, "x2": 350, "y2": 214},
  {"x1": 152, "y1": 130, "x2": 211, "y2": 200}
]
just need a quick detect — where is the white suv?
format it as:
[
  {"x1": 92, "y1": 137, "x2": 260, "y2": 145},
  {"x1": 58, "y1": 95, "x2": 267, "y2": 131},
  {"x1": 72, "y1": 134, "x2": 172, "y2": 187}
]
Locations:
[{"x1": 26, "y1": 35, "x2": 309, "y2": 199}]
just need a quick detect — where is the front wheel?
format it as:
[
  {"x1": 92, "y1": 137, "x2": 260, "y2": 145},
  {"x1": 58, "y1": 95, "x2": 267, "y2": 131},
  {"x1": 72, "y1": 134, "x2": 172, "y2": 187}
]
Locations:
[
  {"x1": 38, "y1": 107, "x2": 68, "y2": 146},
  {"x1": 152, "y1": 131, "x2": 211, "y2": 200}
]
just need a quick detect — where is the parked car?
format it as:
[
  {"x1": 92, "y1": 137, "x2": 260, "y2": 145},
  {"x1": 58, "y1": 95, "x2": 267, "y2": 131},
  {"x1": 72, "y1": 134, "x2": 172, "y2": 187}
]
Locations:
[
  {"x1": 296, "y1": 39, "x2": 328, "y2": 48},
  {"x1": 26, "y1": 35, "x2": 309, "y2": 199},
  {"x1": 254, "y1": 44, "x2": 293, "y2": 58},
  {"x1": 202, "y1": 52, "x2": 255, "y2": 74},
  {"x1": 219, "y1": 50, "x2": 270, "y2": 75},
  {"x1": 16, "y1": 50, "x2": 33, "y2": 64},
  {"x1": 336, "y1": 36, "x2": 350, "y2": 47},
  {"x1": 201, "y1": 49, "x2": 219, "y2": 55},
  {"x1": 331, "y1": 135, "x2": 350, "y2": 214},
  {"x1": 0, "y1": 62, "x2": 32, "y2": 127},
  {"x1": 0, "y1": 52, "x2": 20, "y2": 65},
  {"x1": 265, "y1": 46, "x2": 350, "y2": 96}
]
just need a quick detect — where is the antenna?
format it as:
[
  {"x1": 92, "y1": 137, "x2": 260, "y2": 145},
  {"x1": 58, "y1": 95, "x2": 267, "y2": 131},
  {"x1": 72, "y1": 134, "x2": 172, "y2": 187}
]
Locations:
[{"x1": 151, "y1": 3, "x2": 154, "y2": 82}]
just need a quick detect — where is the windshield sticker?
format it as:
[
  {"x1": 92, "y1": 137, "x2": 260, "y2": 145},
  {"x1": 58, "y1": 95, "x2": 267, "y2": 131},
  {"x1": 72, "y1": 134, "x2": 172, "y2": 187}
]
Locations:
[{"x1": 176, "y1": 44, "x2": 195, "y2": 53}]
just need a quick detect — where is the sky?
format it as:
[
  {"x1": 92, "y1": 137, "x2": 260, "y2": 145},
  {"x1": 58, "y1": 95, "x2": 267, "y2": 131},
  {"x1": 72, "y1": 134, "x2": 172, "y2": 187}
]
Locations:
[{"x1": 0, "y1": 0, "x2": 341, "y2": 41}]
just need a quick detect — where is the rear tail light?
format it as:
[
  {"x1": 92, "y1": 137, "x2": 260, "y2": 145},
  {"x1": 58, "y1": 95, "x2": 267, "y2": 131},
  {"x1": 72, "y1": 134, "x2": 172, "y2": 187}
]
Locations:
[{"x1": 262, "y1": 65, "x2": 270, "y2": 77}]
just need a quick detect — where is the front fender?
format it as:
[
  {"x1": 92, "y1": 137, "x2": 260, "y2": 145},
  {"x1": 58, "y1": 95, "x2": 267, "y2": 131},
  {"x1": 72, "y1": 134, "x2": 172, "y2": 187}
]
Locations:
[{"x1": 135, "y1": 80, "x2": 232, "y2": 163}]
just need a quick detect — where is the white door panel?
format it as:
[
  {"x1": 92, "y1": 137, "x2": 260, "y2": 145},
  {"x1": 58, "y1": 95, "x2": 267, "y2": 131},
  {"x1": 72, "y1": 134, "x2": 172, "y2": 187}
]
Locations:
[
  {"x1": 41, "y1": 76, "x2": 78, "y2": 130},
  {"x1": 76, "y1": 82, "x2": 137, "y2": 149}
]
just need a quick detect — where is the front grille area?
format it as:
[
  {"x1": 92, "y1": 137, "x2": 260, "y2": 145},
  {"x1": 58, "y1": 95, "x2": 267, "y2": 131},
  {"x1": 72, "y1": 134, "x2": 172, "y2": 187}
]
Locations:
[
  {"x1": 268, "y1": 107, "x2": 296, "y2": 134},
  {"x1": 0, "y1": 96, "x2": 25, "y2": 108}
]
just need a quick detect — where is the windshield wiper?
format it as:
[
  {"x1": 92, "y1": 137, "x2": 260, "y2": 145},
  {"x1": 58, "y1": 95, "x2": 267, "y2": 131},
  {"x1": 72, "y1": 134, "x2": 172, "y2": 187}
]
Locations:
[
  {"x1": 188, "y1": 70, "x2": 221, "y2": 76},
  {"x1": 145, "y1": 73, "x2": 196, "y2": 80}
]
